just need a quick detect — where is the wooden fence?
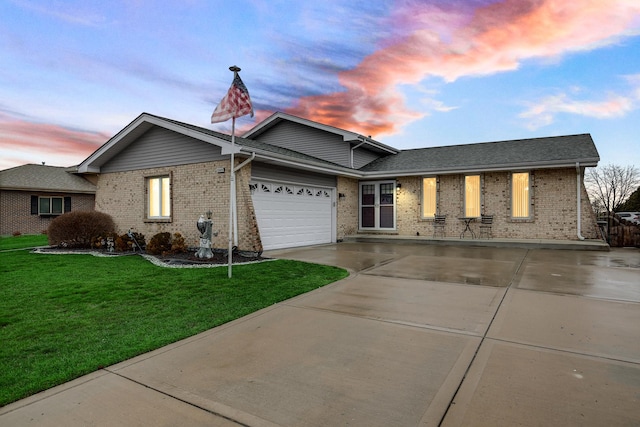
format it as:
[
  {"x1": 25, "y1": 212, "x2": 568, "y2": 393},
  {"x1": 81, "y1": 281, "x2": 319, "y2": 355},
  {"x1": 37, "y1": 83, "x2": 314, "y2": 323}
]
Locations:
[
  {"x1": 608, "y1": 225, "x2": 640, "y2": 247},
  {"x1": 598, "y1": 214, "x2": 640, "y2": 247}
]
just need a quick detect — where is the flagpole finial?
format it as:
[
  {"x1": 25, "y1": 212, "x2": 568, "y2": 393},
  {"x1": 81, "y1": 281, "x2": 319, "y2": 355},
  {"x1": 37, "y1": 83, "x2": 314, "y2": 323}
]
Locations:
[{"x1": 229, "y1": 65, "x2": 241, "y2": 73}]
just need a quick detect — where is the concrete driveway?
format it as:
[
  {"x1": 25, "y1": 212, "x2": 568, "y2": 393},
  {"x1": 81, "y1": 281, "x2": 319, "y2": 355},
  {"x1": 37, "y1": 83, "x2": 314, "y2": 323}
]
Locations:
[{"x1": 2, "y1": 242, "x2": 639, "y2": 426}]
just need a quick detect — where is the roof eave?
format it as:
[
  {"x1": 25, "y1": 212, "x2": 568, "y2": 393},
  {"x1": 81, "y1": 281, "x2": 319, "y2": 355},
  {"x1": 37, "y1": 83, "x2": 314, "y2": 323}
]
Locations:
[
  {"x1": 354, "y1": 136, "x2": 399, "y2": 155},
  {"x1": 238, "y1": 146, "x2": 363, "y2": 178},
  {"x1": 0, "y1": 186, "x2": 96, "y2": 194},
  {"x1": 237, "y1": 144, "x2": 600, "y2": 179},
  {"x1": 360, "y1": 158, "x2": 600, "y2": 178}
]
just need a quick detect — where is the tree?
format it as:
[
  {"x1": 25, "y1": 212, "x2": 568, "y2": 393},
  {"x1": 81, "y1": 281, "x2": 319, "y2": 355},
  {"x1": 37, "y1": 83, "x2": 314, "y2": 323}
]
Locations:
[
  {"x1": 617, "y1": 186, "x2": 640, "y2": 211},
  {"x1": 585, "y1": 164, "x2": 640, "y2": 213}
]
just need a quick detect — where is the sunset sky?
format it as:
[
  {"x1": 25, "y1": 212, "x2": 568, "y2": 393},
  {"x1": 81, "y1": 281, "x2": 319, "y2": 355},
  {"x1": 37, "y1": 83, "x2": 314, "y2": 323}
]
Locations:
[{"x1": 1, "y1": 0, "x2": 639, "y2": 171}]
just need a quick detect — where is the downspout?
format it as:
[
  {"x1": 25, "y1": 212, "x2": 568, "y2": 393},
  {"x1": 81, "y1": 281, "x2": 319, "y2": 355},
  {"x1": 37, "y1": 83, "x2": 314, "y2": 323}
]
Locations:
[
  {"x1": 576, "y1": 162, "x2": 585, "y2": 241},
  {"x1": 234, "y1": 152, "x2": 256, "y2": 173},
  {"x1": 232, "y1": 152, "x2": 256, "y2": 246}
]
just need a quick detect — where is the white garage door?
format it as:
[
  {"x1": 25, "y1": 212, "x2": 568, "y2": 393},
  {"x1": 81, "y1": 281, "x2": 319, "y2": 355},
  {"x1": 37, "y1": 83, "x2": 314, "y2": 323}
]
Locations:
[{"x1": 250, "y1": 181, "x2": 334, "y2": 250}]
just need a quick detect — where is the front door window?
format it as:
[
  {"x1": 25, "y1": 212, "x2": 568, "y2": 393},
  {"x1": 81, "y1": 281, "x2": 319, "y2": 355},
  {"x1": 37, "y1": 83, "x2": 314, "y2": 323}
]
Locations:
[
  {"x1": 360, "y1": 181, "x2": 396, "y2": 230},
  {"x1": 361, "y1": 184, "x2": 375, "y2": 228}
]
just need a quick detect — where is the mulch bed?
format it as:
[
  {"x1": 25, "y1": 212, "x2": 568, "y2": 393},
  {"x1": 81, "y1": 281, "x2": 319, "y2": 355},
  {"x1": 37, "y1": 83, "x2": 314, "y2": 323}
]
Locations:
[
  {"x1": 158, "y1": 250, "x2": 265, "y2": 266},
  {"x1": 35, "y1": 247, "x2": 267, "y2": 266}
]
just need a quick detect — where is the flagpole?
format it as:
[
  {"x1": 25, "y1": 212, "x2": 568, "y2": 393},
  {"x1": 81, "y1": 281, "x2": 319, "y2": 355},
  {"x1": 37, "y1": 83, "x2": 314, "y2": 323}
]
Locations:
[
  {"x1": 211, "y1": 64, "x2": 251, "y2": 279},
  {"x1": 228, "y1": 116, "x2": 235, "y2": 279},
  {"x1": 228, "y1": 117, "x2": 236, "y2": 279},
  {"x1": 227, "y1": 65, "x2": 241, "y2": 279}
]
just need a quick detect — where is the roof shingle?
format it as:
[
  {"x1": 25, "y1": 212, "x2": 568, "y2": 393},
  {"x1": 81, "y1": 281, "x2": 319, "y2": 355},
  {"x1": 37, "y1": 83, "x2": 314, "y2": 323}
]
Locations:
[
  {"x1": 359, "y1": 134, "x2": 599, "y2": 173},
  {"x1": 0, "y1": 164, "x2": 96, "y2": 193}
]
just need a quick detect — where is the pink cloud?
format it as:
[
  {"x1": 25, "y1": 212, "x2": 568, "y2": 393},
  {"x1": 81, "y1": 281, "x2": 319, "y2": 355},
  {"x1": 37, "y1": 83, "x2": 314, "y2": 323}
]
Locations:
[
  {"x1": 520, "y1": 72, "x2": 640, "y2": 129},
  {"x1": 520, "y1": 92, "x2": 637, "y2": 130},
  {"x1": 285, "y1": 0, "x2": 640, "y2": 137},
  {"x1": 0, "y1": 112, "x2": 110, "y2": 170}
]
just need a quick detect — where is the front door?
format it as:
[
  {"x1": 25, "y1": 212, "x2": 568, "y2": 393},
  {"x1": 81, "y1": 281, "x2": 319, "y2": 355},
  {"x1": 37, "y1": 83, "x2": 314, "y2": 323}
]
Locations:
[{"x1": 360, "y1": 181, "x2": 396, "y2": 230}]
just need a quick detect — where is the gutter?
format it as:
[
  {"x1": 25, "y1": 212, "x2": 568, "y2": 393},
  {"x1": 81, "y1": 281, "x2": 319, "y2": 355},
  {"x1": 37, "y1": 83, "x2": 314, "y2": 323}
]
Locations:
[
  {"x1": 235, "y1": 147, "x2": 601, "y2": 182},
  {"x1": 238, "y1": 141, "x2": 601, "y2": 190},
  {"x1": 239, "y1": 147, "x2": 362, "y2": 178},
  {"x1": 359, "y1": 159, "x2": 600, "y2": 179},
  {"x1": 349, "y1": 135, "x2": 400, "y2": 168},
  {"x1": 355, "y1": 135, "x2": 398, "y2": 154},
  {"x1": 0, "y1": 186, "x2": 96, "y2": 194},
  {"x1": 576, "y1": 162, "x2": 585, "y2": 241}
]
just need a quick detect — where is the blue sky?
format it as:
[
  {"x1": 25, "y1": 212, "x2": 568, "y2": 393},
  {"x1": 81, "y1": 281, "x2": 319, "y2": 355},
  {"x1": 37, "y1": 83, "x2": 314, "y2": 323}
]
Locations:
[{"x1": 1, "y1": 0, "x2": 639, "y2": 171}]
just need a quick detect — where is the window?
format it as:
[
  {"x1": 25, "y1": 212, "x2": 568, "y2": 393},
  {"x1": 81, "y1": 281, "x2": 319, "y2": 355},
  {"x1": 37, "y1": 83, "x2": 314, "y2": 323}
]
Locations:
[
  {"x1": 464, "y1": 175, "x2": 481, "y2": 217},
  {"x1": 422, "y1": 177, "x2": 437, "y2": 218},
  {"x1": 147, "y1": 176, "x2": 171, "y2": 219},
  {"x1": 512, "y1": 172, "x2": 530, "y2": 218},
  {"x1": 39, "y1": 196, "x2": 64, "y2": 215}
]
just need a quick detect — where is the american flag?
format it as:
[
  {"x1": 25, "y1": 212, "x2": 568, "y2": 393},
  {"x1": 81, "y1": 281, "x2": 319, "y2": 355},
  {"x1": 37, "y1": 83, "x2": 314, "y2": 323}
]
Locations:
[{"x1": 211, "y1": 73, "x2": 254, "y2": 123}]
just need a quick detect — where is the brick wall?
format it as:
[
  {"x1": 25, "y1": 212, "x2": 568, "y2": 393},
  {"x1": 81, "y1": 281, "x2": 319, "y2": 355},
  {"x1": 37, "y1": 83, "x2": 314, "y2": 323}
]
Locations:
[
  {"x1": 94, "y1": 160, "x2": 262, "y2": 252},
  {"x1": 394, "y1": 168, "x2": 601, "y2": 240},
  {"x1": 394, "y1": 176, "x2": 419, "y2": 236},
  {"x1": 336, "y1": 176, "x2": 359, "y2": 240},
  {"x1": 235, "y1": 162, "x2": 263, "y2": 252},
  {"x1": 0, "y1": 190, "x2": 95, "y2": 236},
  {"x1": 92, "y1": 163, "x2": 601, "y2": 247}
]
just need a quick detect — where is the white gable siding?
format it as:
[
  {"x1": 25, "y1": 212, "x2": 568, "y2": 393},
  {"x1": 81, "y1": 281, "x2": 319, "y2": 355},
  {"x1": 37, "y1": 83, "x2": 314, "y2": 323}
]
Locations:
[
  {"x1": 101, "y1": 127, "x2": 226, "y2": 173},
  {"x1": 253, "y1": 121, "x2": 351, "y2": 167},
  {"x1": 353, "y1": 148, "x2": 381, "y2": 169}
]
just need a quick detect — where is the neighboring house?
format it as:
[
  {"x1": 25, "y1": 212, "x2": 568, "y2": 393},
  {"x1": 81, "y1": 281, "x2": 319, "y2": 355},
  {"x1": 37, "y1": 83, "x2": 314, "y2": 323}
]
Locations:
[
  {"x1": 76, "y1": 112, "x2": 602, "y2": 252},
  {"x1": 0, "y1": 164, "x2": 96, "y2": 235}
]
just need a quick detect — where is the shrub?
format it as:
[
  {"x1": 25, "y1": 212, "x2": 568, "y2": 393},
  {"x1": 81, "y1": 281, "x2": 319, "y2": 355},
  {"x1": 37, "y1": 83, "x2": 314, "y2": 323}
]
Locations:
[
  {"x1": 114, "y1": 232, "x2": 146, "y2": 252},
  {"x1": 146, "y1": 232, "x2": 172, "y2": 255},
  {"x1": 146, "y1": 232, "x2": 187, "y2": 255},
  {"x1": 48, "y1": 211, "x2": 116, "y2": 248},
  {"x1": 170, "y1": 233, "x2": 187, "y2": 254}
]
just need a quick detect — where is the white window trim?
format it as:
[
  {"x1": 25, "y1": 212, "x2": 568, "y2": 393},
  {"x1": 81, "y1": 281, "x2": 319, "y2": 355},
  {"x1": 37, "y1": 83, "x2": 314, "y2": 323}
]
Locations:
[{"x1": 358, "y1": 180, "x2": 397, "y2": 231}]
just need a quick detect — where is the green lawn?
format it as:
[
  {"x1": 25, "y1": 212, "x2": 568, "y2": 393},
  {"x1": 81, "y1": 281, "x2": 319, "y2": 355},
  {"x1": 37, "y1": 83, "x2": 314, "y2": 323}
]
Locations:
[
  {"x1": 0, "y1": 242, "x2": 348, "y2": 406},
  {"x1": 0, "y1": 234, "x2": 48, "y2": 250}
]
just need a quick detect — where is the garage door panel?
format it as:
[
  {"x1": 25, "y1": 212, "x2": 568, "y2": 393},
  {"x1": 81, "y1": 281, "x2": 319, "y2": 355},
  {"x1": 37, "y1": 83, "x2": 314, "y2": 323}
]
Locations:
[{"x1": 251, "y1": 181, "x2": 334, "y2": 250}]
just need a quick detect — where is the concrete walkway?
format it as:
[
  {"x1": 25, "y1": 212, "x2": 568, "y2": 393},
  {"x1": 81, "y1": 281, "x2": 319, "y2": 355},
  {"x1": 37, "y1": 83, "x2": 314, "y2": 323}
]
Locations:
[{"x1": 1, "y1": 242, "x2": 639, "y2": 426}]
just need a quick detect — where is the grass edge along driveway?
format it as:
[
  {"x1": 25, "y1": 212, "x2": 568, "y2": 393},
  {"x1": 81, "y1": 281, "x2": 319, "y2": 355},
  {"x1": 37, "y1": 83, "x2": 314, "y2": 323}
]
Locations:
[{"x1": 0, "y1": 240, "x2": 348, "y2": 406}]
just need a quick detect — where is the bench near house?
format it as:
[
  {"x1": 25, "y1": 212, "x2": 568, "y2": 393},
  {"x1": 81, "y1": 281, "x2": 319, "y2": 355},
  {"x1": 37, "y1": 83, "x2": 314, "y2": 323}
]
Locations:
[
  {"x1": 0, "y1": 164, "x2": 96, "y2": 236},
  {"x1": 75, "y1": 112, "x2": 603, "y2": 252}
]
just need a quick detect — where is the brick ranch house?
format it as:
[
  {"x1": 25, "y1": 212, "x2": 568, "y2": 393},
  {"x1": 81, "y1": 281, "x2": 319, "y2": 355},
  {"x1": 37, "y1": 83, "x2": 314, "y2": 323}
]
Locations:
[
  {"x1": 0, "y1": 164, "x2": 96, "y2": 236},
  {"x1": 75, "y1": 112, "x2": 603, "y2": 252}
]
